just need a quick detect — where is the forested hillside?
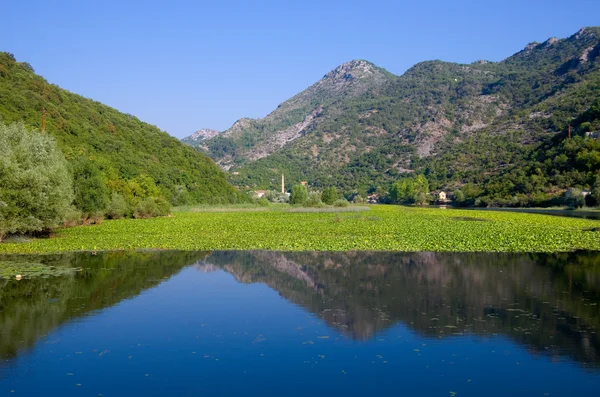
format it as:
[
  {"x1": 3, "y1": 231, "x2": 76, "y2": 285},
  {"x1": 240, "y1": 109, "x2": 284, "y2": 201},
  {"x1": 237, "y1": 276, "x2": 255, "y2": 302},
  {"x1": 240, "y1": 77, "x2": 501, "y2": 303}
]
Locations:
[
  {"x1": 184, "y1": 27, "x2": 600, "y2": 206},
  {"x1": 0, "y1": 52, "x2": 235, "y2": 205}
]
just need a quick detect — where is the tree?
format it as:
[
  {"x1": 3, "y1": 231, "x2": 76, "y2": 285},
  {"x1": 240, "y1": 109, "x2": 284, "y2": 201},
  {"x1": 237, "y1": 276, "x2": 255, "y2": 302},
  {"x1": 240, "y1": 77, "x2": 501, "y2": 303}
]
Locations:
[
  {"x1": 72, "y1": 158, "x2": 109, "y2": 216},
  {"x1": 0, "y1": 123, "x2": 72, "y2": 240},
  {"x1": 453, "y1": 189, "x2": 466, "y2": 206},
  {"x1": 290, "y1": 184, "x2": 308, "y2": 205},
  {"x1": 590, "y1": 176, "x2": 600, "y2": 207},
  {"x1": 321, "y1": 187, "x2": 338, "y2": 205},
  {"x1": 564, "y1": 188, "x2": 585, "y2": 209},
  {"x1": 390, "y1": 178, "x2": 415, "y2": 204},
  {"x1": 413, "y1": 174, "x2": 430, "y2": 205}
]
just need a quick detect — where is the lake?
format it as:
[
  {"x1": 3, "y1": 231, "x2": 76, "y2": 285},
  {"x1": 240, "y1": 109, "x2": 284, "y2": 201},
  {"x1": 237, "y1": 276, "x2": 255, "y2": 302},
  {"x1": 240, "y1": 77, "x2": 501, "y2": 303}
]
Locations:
[{"x1": 1, "y1": 250, "x2": 599, "y2": 396}]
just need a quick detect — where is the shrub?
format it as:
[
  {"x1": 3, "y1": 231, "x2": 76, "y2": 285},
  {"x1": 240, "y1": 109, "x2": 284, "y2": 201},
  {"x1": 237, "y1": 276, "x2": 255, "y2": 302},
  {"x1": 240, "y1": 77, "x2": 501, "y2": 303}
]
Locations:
[
  {"x1": 63, "y1": 207, "x2": 83, "y2": 228},
  {"x1": 304, "y1": 192, "x2": 325, "y2": 208},
  {"x1": 0, "y1": 123, "x2": 73, "y2": 240},
  {"x1": 265, "y1": 190, "x2": 289, "y2": 203},
  {"x1": 333, "y1": 199, "x2": 350, "y2": 207},
  {"x1": 290, "y1": 184, "x2": 308, "y2": 205},
  {"x1": 106, "y1": 193, "x2": 129, "y2": 219},
  {"x1": 134, "y1": 197, "x2": 171, "y2": 218},
  {"x1": 257, "y1": 197, "x2": 270, "y2": 207},
  {"x1": 321, "y1": 187, "x2": 338, "y2": 205}
]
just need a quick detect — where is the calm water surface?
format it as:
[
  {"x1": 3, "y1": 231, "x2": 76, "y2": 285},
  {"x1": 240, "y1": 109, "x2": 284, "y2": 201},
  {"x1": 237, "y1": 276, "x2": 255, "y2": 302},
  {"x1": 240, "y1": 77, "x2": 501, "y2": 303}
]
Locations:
[{"x1": 1, "y1": 250, "x2": 599, "y2": 396}]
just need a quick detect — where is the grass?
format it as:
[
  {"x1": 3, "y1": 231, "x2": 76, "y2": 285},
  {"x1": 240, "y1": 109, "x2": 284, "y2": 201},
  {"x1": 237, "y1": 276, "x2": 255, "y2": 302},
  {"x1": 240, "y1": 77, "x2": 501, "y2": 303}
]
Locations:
[{"x1": 0, "y1": 205, "x2": 599, "y2": 254}]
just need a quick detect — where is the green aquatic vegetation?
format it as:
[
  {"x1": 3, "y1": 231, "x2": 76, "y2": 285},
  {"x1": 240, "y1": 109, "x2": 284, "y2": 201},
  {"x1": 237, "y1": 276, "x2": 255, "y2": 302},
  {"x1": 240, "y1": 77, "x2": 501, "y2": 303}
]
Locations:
[
  {"x1": 0, "y1": 205, "x2": 599, "y2": 254},
  {"x1": 0, "y1": 261, "x2": 81, "y2": 279}
]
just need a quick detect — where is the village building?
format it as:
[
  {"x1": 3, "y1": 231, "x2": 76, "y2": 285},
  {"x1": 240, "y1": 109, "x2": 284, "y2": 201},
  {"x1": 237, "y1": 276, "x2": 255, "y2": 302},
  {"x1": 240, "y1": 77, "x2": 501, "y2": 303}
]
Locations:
[
  {"x1": 253, "y1": 190, "x2": 268, "y2": 198},
  {"x1": 367, "y1": 194, "x2": 379, "y2": 204},
  {"x1": 438, "y1": 191, "x2": 447, "y2": 203},
  {"x1": 431, "y1": 190, "x2": 450, "y2": 204}
]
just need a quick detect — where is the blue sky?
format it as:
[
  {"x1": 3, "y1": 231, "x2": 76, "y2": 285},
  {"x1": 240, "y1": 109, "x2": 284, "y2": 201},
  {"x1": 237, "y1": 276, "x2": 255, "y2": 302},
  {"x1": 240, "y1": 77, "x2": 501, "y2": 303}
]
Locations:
[{"x1": 2, "y1": 0, "x2": 600, "y2": 138}]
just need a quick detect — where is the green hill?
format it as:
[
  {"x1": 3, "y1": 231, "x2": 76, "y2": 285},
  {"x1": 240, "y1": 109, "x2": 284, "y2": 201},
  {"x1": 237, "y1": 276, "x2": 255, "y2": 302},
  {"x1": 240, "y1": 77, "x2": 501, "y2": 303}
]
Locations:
[{"x1": 0, "y1": 52, "x2": 235, "y2": 204}]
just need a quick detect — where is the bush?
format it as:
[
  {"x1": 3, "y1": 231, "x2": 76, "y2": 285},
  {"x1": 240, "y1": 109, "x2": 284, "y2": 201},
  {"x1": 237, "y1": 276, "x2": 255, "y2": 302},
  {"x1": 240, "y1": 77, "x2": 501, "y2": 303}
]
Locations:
[
  {"x1": 333, "y1": 199, "x2": 350, "y2": 207},
  {"x1": 0, "y1": 123, "x2": 73, "y2": 240},
  {"x1": 265, "y1": 190, "x2": 289, "y2": 203},
  {"x1": 134, "y1": 197, "x2": 171, "y2": 218},
  {"x1": 322, "y1": 187, "x2": 338, "y2": 205},
  {"x1": 257, "y1": 197, "x2": 270, "y2": 207},
  {"x1": 63, "y1": 207, "x2": 83, "y2": 228},
  {"x1": 290, "y1": 184, "x2": 308, "y2": 205},
  {"x1": 304, "y1": 192, "x2": 325, "y2": 208},
  {"x1": 106, "y1": 193, "x2": 129, "y2": 219}
]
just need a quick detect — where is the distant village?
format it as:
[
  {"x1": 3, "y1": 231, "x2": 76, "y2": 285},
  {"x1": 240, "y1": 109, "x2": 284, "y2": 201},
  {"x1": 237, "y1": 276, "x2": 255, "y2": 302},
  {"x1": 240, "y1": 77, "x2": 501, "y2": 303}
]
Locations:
[{"x1": 251, "y1": 174, "x2": 453, "y2": 205}]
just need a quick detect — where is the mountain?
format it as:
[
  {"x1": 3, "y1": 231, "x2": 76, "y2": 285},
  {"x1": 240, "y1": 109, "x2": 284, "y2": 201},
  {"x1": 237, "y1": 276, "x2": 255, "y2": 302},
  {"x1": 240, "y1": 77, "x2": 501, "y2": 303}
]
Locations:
[
  {"x1": 184, "y1": 28, "x2": 600, "y2": 203},
  {"x1": 181, "y1": 128, "x2": 222, "y2": 146},
  {"x1": 0, "y1": 52, "x2": 235, "y2": 204}
]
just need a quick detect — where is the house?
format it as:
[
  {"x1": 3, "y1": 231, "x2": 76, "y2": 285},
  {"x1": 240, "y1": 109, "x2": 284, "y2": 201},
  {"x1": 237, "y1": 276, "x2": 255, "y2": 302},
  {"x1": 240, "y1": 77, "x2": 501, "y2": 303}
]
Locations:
[
  {"x1": 438, "y1": 191, "x2": 447, "y2": 203},
  {"x1": 431, "y1": 190, "x2": 450, "y2": 204},
  {"x1": 253, "y1": 190, "x2": 268, "y2": 198},
  {"x1": 300, "y1": 181, "x2": 309, "y2": 186},
  {"x1": 367, "y1": 194, "x2": 379, "y2": 204}
]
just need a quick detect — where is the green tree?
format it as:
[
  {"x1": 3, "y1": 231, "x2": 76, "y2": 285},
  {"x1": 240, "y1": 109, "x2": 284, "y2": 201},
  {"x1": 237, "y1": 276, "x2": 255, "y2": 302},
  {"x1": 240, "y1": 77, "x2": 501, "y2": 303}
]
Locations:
[
  {"x1": 321, "y1": 187, "x2": 338, "y2": 205},
  {"x1": 413, "y1": 175, "x2": 430, "y2": 203},
  {"x1": 453, "y1": 189, "x2": 466, "y2": 206},
  {"x1": 390, "y1": 178, "x2": 415, "y2": 204},
  {"x1": 72, "y1": 158, "x2": 109, "y2": 216},
  {"x1": 590, "y1": 176, "x2": 600, "y2": 207},
  {"x1": 290, "y1": 184, "x2": 308, "y2": 205},
  {"x1": 0, "y1": 123, "x2": 73, "y2": 240}
]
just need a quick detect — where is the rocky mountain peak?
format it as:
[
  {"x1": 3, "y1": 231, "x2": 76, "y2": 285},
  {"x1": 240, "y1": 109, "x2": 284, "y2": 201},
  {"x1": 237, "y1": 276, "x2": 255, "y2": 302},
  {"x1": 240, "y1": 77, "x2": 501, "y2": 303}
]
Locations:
[
  {"x1": 181, "y1": 128, "x2": 221, "y2": 145},
  {"x1": 322, "y1": 60, "x2": 377, "y2": 83}
]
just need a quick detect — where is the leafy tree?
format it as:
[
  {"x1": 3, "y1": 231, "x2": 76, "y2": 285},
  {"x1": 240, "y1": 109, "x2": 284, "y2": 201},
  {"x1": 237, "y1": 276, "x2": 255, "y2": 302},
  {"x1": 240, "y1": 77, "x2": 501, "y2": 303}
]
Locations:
[
  {"x1": 290, "y1": 184, "x2": 308, "y2": 205},
  {"x1": 413, "y1": 175, "x2": 430, "y2": 205},
  {"x1": 321, "y1": 187, "x2": 338, "y2": 205},
  {"x1": 453, "y1": 189, "x2": 466, "y2": 206},
  {"x1": 590, "y1": 176, "x2": 600, "y2": 207},
  {"x1": 564, "y1": 188, "x2": 585, "y2": 209},
  {"x1": 72, "y1": 158, "x2": 109, "y2": 216},
  {"x1": 0, "y1": 123, "x2": 72, "y2": 240},
  {"x1": 390, "y1": 178, "x2": 415, "y2": 204}
]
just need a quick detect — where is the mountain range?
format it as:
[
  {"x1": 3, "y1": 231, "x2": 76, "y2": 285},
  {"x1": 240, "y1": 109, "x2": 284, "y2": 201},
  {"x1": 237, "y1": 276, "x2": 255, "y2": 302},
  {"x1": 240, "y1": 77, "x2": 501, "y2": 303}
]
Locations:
[{"x1": 183, "y1": 27, "x2": 600, "y2": 203}]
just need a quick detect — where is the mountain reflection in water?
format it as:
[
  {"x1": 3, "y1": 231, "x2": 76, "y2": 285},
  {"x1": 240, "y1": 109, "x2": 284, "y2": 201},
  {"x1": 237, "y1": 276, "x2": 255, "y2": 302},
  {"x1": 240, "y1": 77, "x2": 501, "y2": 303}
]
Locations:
[{"x1": 1, "y1": 250, "x2": 598, "y2": 369}]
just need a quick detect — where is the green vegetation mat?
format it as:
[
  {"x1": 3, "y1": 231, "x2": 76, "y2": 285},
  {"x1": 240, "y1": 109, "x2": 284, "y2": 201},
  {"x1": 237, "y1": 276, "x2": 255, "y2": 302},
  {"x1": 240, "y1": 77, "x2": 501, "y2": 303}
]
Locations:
[{"x1": 1, "y1": 206, "x2": 599, "y2": 254}]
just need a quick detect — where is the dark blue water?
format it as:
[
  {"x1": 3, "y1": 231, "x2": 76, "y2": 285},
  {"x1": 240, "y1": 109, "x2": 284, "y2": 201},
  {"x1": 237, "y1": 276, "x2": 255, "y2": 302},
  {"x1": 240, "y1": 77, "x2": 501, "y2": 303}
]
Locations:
[{"x1": 1, "y1": 251, "x2": 599, "y2": 396}]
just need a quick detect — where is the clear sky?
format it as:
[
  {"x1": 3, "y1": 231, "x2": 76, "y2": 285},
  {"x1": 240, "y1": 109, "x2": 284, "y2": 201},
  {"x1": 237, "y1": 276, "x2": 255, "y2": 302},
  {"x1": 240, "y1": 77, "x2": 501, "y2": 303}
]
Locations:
[{"x1": 2, "y1": 0, "x2": 600, "y2": 138}]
